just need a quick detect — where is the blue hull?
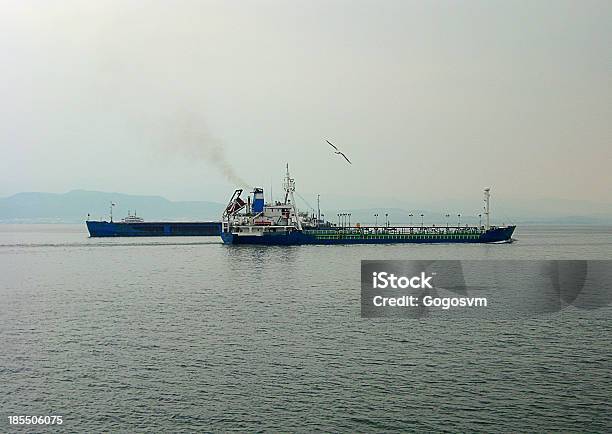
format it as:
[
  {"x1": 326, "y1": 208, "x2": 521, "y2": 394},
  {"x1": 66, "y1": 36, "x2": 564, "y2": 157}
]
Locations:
[
  {"x1": 86, "y1": 221, "x2": 221, "y2": 237},
  {"x1": 221, "y1": 226, "x2": 516, "y2": 245}
]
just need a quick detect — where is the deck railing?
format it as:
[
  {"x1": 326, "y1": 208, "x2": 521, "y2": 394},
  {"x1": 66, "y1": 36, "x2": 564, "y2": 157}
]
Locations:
[{"x1": 303, "y1": 226, "x2": 486, "y2": 240}]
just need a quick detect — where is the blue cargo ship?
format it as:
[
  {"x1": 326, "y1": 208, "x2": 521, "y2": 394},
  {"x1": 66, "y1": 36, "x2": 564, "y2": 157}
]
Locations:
[
  {"x1": 220, "y1": 165, "x2": 515, "y2": 246},
  {"x1": 86, "y1": 210, "x2": 220, "y2": 237},
  {"x1": 86, "y1": 220, "x2": 221, "y2": 237}
]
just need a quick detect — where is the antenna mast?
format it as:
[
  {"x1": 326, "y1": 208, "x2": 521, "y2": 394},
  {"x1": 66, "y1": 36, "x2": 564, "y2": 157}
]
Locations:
[
  {"x1": 484, "y1": 188, "x2": 490, "y2": 229},
  {"x1": 317, "y1": 194, "x2": 321, "y2": 227},
  {"x1": 283, "y1": 164, "x2": 302, "y2": 230}
]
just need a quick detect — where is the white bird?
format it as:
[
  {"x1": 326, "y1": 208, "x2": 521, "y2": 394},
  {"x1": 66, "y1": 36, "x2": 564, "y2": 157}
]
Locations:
[{"x1": 326, "y1": 140, "x2": 352, "y2": 164}]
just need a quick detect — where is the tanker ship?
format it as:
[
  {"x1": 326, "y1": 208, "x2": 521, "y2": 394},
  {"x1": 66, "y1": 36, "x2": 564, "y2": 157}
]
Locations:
[{"x1": 220, "y1": 165, "x2": 515, "y2": 245}]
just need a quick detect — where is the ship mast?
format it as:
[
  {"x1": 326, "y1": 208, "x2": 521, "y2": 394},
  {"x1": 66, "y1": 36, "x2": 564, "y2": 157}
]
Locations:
[
  {"x1": 484, "y1": 188, "x2": 490, "y2": 229},
  {"x1": 317, "y1": 194, "x2": 321, "y2": 228},
  {"x1": 283, "y1": 163, "x2": 302, "y2": 230}
]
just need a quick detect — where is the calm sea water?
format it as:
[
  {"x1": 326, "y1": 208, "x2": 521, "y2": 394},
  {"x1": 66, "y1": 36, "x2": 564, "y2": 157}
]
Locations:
[{"x1": 1, "y1": 224, "x2": 611, "y2": 432}]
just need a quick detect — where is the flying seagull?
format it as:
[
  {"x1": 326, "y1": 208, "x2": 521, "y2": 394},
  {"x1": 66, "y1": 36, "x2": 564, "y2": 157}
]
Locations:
[{"x1": 326, "y1": 139, "x2": 352, "y2": 164}]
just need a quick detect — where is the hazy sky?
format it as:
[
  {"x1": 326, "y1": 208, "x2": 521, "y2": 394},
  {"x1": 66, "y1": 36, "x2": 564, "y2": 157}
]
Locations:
[{"x1": 1, "y1": 0, "x2": 610, "y2": 208}]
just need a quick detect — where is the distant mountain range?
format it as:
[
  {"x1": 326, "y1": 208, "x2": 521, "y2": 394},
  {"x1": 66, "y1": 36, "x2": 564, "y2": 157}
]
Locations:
[
  {"x1": 0, "y1": 190, "x2": 610, "y2": 225},
  {"x1": 0, "y1": 190, "x2": 224, "y2": 223}
]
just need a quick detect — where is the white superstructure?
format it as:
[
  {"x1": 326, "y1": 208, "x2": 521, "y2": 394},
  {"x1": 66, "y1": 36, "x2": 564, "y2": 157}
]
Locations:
[{"x1": 221, "y1": 164, "x2": 305, "y2": 237}]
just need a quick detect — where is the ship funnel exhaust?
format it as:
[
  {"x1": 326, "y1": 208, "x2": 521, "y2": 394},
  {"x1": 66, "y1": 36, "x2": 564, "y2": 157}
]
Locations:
[{"x1": 252, "y1": 188, "x2": 264, "y2": 213}]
